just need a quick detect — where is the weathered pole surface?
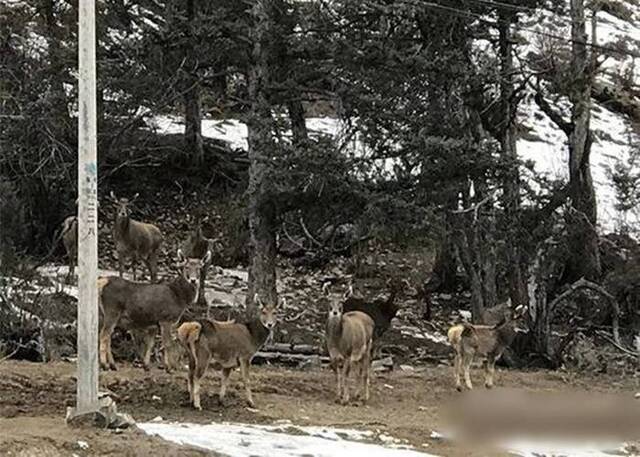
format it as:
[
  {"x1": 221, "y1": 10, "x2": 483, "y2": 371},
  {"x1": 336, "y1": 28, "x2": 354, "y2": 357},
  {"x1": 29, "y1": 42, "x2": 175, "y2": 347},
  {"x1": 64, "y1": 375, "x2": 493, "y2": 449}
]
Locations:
[{"x1": 77, "y1": 0, "x2": 99, "y2": 414}]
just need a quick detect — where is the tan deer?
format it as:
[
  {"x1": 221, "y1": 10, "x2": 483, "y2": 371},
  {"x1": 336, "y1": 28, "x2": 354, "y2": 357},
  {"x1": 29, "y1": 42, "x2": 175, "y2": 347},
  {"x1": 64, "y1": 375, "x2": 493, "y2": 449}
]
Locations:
[
  {"x1": 324, "y1": 282, "x2": 375, "y2": 405},
  {"x1": 110, "y1": 192, "x2": 163, "y2": 282},
  {"x1": 177, "y1": 295, "x2": 278, "y2": 409},
  {"x1": 448, "y1": 305, "x2": 525, "y2": 391}
]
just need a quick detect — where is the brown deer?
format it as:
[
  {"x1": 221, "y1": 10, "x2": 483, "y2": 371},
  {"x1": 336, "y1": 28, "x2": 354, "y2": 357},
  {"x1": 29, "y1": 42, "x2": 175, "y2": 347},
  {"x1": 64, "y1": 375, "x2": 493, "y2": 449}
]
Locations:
[
  {"x1": 181, "y1": 221, "x2": 216, "y2": 305},
  {"x1": 110, "y1": 192, "x2": 163, "y2": 282},
  {"x1": 448, "y1": 305, "x2": 525, "y2": 391},
  {"x1": 177, "y1": 295, "x2": 278, "y2": 409},
  {"x1": 343, "y1": 277, "x2": 406, "y2": 341},
  {"x1": 324, "y1": 283, "x2": 375, "y2": 405},
  {"x1": 98, "y1": 249, "x2": 211, "y2": 372},
  {"x1": 60, "y1": 215, "x2": 77, "y2": 283}
]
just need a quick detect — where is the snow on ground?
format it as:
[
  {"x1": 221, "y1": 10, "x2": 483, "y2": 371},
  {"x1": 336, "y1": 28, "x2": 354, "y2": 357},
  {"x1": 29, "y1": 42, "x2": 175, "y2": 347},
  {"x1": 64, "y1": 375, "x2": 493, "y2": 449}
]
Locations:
[
  {"x1": 506, "y1": 439, "x2": 633, "y2": 457},
  {"x1": 138, "y1": 421, "x2": 438, "y2": 457}
]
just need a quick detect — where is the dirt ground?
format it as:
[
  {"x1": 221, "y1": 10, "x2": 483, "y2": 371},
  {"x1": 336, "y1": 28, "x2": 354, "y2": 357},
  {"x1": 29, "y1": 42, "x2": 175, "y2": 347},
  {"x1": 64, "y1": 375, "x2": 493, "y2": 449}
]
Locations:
[{"x1": 1, "y1": 360, "x2": 639, "y2": 456}]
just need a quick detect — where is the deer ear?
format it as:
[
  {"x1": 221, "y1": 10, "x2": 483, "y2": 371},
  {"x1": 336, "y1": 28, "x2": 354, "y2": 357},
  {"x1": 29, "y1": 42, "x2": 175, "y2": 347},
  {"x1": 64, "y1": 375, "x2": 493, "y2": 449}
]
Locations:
[
  {"x1": 254, "y1": 294, "x2": 264, "y2": 309},
  {"x1": 344, "y1": 284, "x2": 353, "y2": 299},
  {"x1": 132, "y1": 192, "x2": 140, "y2": 201},
  {"x1": 322, "y1": 282, "x2": 330, "y2": 296},
  {"x1": 177, "y1": 249, "x2": 186, "y2": 263},
  {"x1": 202, "y1": 250, "x2": 212, "y2": 265},
  {"x1": 109, "y1": 191, "x2": 117, "y2": 201}
]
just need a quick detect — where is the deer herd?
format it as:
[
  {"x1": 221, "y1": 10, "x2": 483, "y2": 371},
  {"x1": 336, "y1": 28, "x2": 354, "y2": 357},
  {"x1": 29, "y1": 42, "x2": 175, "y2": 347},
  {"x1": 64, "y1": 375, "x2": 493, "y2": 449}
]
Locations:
[{"x1": 58, "y1": 193, "x2": 526, "y2": 410}]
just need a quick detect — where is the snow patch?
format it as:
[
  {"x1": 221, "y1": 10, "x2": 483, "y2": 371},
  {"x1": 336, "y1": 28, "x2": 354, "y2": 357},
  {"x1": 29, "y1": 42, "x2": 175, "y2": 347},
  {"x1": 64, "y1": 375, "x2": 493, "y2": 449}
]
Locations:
[{"x1": 139, "y1": 422, "x2": 438, "y2": 457}]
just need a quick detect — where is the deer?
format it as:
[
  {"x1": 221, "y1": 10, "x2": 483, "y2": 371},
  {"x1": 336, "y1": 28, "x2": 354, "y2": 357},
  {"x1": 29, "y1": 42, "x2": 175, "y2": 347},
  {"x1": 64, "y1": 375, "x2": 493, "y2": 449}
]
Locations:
[
  {"x1": 59, "y1": 215, "x2": 77, "y2": 283},
  {"x1": 447, "y1": 305, "x2": 525, "y2": 391},
  {"x1": 109, "y1": 191, "x2": 163, "y2": 282},
  {"x1": 343, "y1": 277, "x2": 407, "y2": 341},
  {"x1": 324, "y1": 282, "x2": 375, "y2": 405},
  {"x1": 181, "y1": 220, "x2": 217, "y2": 305},
  {"x1": 177, "y1": 294, "x2": 278, "y2": 410},
  {"x1": 98, "y1": 249, "x2": 211, "y2": 372}
]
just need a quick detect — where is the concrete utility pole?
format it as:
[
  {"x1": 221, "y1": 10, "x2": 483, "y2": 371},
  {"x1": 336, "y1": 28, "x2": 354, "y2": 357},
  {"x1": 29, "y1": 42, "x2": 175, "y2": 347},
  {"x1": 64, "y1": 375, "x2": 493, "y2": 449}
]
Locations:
[{"x1": 76, "y1": 0, "x2": 99, "y2": 414}]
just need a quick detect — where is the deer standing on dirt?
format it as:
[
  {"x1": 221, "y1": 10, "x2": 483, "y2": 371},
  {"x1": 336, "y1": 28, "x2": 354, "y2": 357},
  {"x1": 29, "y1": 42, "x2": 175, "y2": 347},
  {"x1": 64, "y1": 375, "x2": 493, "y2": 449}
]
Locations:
[
  {"x1": 324, "y1": 283, "x2": 375, "y2": 405},
  {"x1": 110, "y1": 192, "x2": 163, "y2": 282},
  {"x1": 98, "y1": 249, "x2": 211, "y2": 372},
  {"x1": 182, "y1": 221, "x2": 216, "y2": 305},
  {"x1": 448, "y1": 305, "x2": 525, "y2": 391},
  {"x1": 177, "y1": 295, "x2": 278, "y2": 409}
]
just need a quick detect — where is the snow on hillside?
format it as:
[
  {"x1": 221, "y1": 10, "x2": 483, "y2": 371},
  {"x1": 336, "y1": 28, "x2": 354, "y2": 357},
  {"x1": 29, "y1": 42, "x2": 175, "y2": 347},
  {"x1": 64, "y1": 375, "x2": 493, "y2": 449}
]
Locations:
[
  {"x1": 148, "y1": 3, "x2": 640, "y2": 234},
  {"x1": 151, "y1": 103, "x2": 636, "y2": 233},
  {"x1": 517, "y1": 1, "x2": 640, "y2": 232}
]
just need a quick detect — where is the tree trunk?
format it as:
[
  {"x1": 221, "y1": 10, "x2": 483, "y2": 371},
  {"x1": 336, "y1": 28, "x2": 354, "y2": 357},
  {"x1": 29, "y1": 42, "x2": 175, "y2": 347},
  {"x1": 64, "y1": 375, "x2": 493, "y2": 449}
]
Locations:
[
  {"x1": 430, "y1": 231, "x2": 458, "y2": 292},
  {"x1": 287, "y1": 98, "x2": 307, "y2": 145},
  {"x1": 183, "y1": 0, "x2": 204, "y2": 165},
  {"x1": 246, "y1": 0, "x2": 277, "y2": 316},
  {"x1": 43, "y1": 0, "x2": 67, "y2": 120},
  {"x1": 566, "y1": 0, "x2": 600, "y2": 281},
  {"x1": 498, "y1": 14, "x2": 528, "y2": 307},
  {"x1": 528, "y1": 246, "x2": 551, "y2": 358}
]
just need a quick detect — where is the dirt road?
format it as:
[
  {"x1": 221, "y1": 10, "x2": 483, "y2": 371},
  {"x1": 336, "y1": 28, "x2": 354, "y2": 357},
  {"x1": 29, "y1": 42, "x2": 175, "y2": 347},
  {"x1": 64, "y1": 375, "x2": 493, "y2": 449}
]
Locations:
[{"x1": 0, "y1": 360, "x2": 637, "y2": 456}]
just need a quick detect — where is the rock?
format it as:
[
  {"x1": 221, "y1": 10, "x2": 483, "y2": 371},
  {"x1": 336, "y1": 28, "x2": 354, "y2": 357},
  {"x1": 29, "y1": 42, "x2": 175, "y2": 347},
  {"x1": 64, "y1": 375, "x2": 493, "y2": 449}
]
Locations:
[
  {"x1": 66, "y1": 395, "x2": 135, "y2": 430},
  {"x1": 151, "y1": 416, "x2": 163, "y2": 422},
  {"x1": 399, "y1": 364, "x2": 414, "y2": 372},
  {"x1": 372, "y1": 355, "x2": 394, "y2": 372},
  {"x1": 635, "y1": 392, "x2": 640, "y2": 399},
  {"x1": 151, "y1": 395, "x2": 162, "y2": 402}
]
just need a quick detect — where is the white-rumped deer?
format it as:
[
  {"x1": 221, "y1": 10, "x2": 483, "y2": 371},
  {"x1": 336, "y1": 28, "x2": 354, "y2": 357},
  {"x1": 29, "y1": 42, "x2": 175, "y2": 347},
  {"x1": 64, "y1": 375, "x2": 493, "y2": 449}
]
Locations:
[
  {"x1": 177, "y1": 295, "x2": 278, "y2": 409},
  {"x1": 110, "y1": 192, "x2": 163, "y2": 282},
  {"x1": 98, "y1": 249, "x2": 211, "y2": 372},
  {"x1": 448, "y1": 305, "x2": 525, "y2": 391},
  {"x1": 324, "y1": 283, "x2": 375, "y2": 405}
]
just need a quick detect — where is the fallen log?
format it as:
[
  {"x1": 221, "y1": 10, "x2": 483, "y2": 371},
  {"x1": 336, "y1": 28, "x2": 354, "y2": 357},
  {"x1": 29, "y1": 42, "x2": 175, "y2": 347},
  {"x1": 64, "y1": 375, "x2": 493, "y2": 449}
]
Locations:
[
  {"x1": 261, "y1": 343, "x2": 321, "y2": 355},
  {"x1": 253, "y1": 351, "x2": 328, "y2": 367}
]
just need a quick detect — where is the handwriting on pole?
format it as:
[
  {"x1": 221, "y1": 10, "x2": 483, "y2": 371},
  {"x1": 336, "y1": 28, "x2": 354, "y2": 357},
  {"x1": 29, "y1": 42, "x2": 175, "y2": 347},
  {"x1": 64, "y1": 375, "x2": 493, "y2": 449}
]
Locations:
[{"x1": 84, "y1": 162, "x2": 98, "y2": 238}]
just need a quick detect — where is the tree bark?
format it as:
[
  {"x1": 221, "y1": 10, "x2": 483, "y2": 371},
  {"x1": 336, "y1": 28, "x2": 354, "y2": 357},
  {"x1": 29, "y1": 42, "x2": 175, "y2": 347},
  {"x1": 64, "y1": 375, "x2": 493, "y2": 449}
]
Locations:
[
  {"x1": 566, "y1": 0, "x2": 600, "y2": 281},
  {"x1": 287, "y1": 98, "x2": 307, "y2": 145},
  {"x1": 246, "y1": 0, "x2": 278, "y2": 316},
  {"x1": 42, "y1": 0, "x2": 67, "y2": 120},
  {"x1": 498, "y1": 14, "x2": 528, "y2": 307},
  {"x1": 183, "y1": 0, "x2": 205, "y2": 165}
]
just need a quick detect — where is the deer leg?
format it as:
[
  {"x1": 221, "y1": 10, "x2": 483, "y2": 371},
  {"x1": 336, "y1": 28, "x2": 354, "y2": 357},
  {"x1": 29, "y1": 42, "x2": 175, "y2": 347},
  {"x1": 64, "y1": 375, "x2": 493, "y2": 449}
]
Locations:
[
  {"x1": 453, "y1": 351, "x2": 463, "y2": 391},
  {"x1": 192, "y1": 345, "x2": 210, "y2": 410},
  {"x1": 100, "y1": 311, "x2": 120, "y2": 371},
  {"x1": 239, "y1": 358, "x2": 254, "y2": 407},
  {"x1": 147, "y1": 251, "x2": 159, "y2": 283},
  {"x1": 198, "y1": 265, "x2": 207, "y2": 305},
  {"x1": 462, "y1": 351, "x2": 474, "y2": 390},
  {"x1": 116, "y1": 250, "x2": 125, "y2": 278},
  {"x1": 131, "y1": 255, "x2": 139, "y2": 281},
  {"x1": 219, "y1": 367, "x2": 232, "y2": 406},
  {"x1": 106, "y1": 331, "x2": 117, "y2": 369},
  {"x1": 141, "y1": 328, "x2": 156, "y2": 371},
  {"x1": 333, "y1": 359, "x2": 343, "y2": 402},
  {"x1": 159, "y1": 321, "x2": 175, "y2": 373},
  {"x1": 66, "y1": 256, "x2": 75, "y2": 284},
  {"x1": 340, "y1": 359, "x2": 351, "y2": 405},
  {"x1": 485, "y1": 354, "x2": 499, "y2": 389},
  {"x1": 363, "y1": 341, "x2": 372, "y2": 402},
  {"x1": 186, "y1": 352, "x2": 195, "y2": 402}
]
